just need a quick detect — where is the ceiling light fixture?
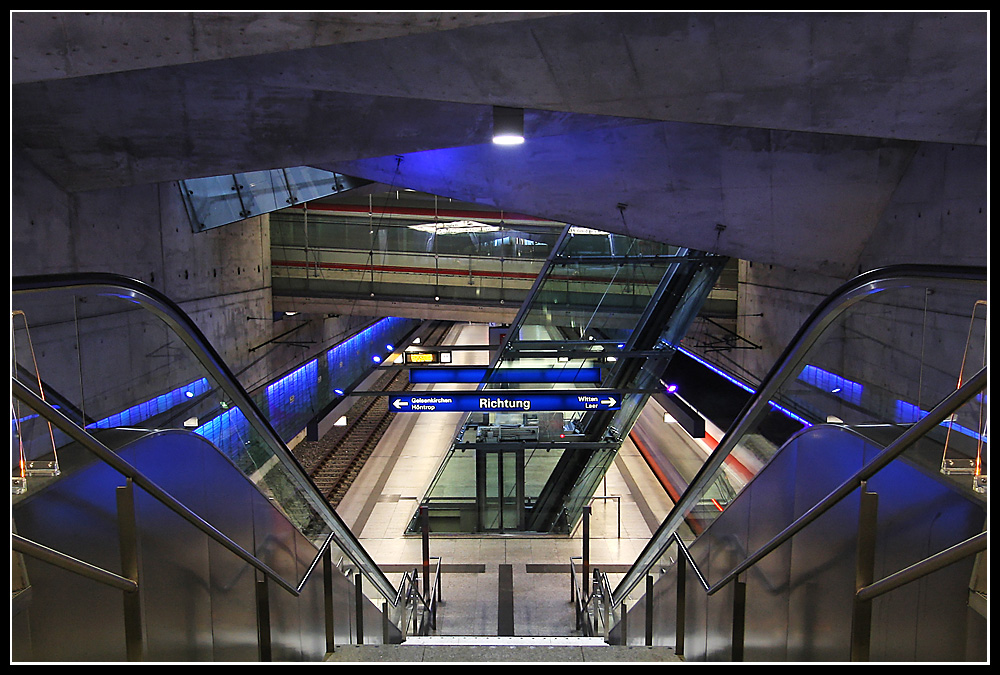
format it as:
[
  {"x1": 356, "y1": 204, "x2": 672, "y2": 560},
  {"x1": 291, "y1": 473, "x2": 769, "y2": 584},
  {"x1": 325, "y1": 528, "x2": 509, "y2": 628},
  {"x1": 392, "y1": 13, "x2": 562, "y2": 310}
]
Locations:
[{"x1": 492, "y1": 106, "x2": 524, "y2": 145}]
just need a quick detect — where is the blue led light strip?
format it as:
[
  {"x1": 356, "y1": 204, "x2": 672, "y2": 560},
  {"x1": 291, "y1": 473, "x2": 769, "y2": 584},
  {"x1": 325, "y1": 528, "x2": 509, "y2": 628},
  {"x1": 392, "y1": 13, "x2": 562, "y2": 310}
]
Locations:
[
  {"x1": 676, "y1": 346, "x2": 812, "y2": 427},
  {"x1": 895, "y1": 399, "x2": 986, "y2": 442},
  {"x1": 679, "y1": 347, "x2": 984, "y2": 443},
  {"x1": 408, "y1": 366, "x2": 603, "y2": 384}
]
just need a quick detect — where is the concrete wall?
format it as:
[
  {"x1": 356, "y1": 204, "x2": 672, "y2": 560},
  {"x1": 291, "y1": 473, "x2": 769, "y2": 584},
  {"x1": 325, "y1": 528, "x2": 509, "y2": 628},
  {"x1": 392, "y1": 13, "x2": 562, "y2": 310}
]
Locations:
[
  {"x1": 12, "y1": 148, "x2": 372, "y2": 405},
  {"x1": 723, "y1": 142, "x2": 986, "y2": 404},
  {"x1": 857, "y1": 143, "x2": 988, "y2": 272}
]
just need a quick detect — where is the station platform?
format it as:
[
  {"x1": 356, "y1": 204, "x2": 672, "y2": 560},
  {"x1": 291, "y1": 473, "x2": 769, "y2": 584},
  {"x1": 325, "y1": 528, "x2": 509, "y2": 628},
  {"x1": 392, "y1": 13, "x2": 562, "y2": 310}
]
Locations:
[{"x1": 335, "y1": 322, "x2": 678, "y2": 639}]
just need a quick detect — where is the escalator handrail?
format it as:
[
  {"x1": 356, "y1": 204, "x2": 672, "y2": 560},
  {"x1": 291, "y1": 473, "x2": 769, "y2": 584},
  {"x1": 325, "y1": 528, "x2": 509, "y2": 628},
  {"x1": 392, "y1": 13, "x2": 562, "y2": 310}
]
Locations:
[
  {"x1": 12, "y1": 271, "x2": 398, "y2": 604},
  {"x1": 711, "y1": 366, "x2": 985, "y2": 593},
  {"x1": 12, "y1": 378, "x2": 301, "y2": 596},
  {"x1": 611, "y1": 263, "x2": 986, "y2": 605}
]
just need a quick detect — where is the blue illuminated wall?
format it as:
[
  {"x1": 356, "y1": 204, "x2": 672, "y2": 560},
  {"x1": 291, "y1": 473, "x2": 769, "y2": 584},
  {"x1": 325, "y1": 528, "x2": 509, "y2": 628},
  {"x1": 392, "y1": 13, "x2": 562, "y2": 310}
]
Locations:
[
  {"x1": 86, "y1": 377, "x2": 212, "y2": 429},
  {"x1": 797, "y1": 364, "x2": 864, "y2": 406},
  {"x1": 67, "y1": 317, "x2": 418, "y2": 464},
  {"x1": 257, "y1": 316, "x2": 418, "y2": 443},
  {"x1": 895, "y1": 398, "x2": 986, "y2": 442},
  {"x1": 194, "y1": 405, "x2": 254, "y2": 466},
  {"x1": 264, "y1": 359, "x2": 319, "y2": 440},
  {"x1": 324, "y1": 317, "x2": 413, "y2": 398}
]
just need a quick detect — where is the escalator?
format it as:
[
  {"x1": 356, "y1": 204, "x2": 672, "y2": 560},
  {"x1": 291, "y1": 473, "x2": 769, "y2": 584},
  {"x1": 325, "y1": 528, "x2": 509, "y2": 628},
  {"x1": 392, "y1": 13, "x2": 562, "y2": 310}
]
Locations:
[
  {"x1": 602, "y1": 264, "x2": 987, "y2": 661},
  {"x1": 11, "y1": 273, "x2": 422, "y2": 661}
]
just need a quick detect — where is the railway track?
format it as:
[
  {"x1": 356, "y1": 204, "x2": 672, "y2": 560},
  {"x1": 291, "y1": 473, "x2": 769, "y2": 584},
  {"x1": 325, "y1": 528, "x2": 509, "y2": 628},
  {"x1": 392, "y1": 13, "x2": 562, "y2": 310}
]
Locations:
[{"x1": 301, "y1": 321, "x2": 453, "y2": 508}]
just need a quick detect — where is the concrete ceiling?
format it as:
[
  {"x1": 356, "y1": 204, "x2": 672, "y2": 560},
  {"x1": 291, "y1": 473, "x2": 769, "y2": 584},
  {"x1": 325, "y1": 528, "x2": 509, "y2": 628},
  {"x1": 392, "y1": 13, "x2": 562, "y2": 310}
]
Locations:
[{"x1": 11, "y1": 11, "x2": 988, "y2": 277}]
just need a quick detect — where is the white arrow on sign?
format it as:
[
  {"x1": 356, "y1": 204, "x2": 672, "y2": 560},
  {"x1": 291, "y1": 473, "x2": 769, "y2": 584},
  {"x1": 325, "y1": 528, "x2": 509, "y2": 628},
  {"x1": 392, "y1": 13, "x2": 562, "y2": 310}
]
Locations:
[
  {"x1": 601, "y1": 397, "x2": 617, "y2": 407},
  {"x1": 392, "y1": 398, "x2": 409, "y2": 409}
]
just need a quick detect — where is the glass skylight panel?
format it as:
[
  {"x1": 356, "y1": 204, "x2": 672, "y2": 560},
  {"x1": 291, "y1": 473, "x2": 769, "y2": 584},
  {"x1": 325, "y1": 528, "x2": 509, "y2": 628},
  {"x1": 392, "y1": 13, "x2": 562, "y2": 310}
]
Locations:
[{"x1": 407, "y1": 220, "x2": 499, "y2": 234}]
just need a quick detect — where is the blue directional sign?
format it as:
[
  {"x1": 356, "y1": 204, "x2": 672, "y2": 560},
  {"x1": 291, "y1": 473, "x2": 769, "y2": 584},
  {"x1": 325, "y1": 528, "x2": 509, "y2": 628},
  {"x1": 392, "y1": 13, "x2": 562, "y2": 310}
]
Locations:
[
  {"x1": 388, "y1": 391, "x2": 621, "y2": 413},
  {"x1": 408, "y1": 367, "x2": 602, "y2": 384}
]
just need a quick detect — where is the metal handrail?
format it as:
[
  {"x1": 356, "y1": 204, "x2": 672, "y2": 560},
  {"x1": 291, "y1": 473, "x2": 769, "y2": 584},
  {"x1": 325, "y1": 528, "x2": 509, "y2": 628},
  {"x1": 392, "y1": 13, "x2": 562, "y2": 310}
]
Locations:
[
  {"x1": 855, "y1": 530, "x2": 986, "y2": 603},
  {"x1": 612, "y1": 263, "x2": 986, "y2": 605},
  {"x1": 569, "y1": 557, "x2": 618, "y2": 638},
  {"x1": 569, "y1": 556, "x2": 590, "y2": 633},
  {"x1": 12, "y1": 272, "x2": 397, "y2": 604},
  {"x1": 297, "y1": 532, "x2": 337, "y2": 595},
  {"x1": 668, "y1": 533, "x2": 711, "y2": 592},
  {"x1": 663, "y1": 499, "x2": 987, "y2": 604},
  {"x1": 392, "y1": 557, "x2": 442, "y2": 639},
  {"x1": 12, "y1": 532, "x2": 138, "y2": 594},
  {"x1": 588, "y1": 569, "x2": 616, "y2": 638}
]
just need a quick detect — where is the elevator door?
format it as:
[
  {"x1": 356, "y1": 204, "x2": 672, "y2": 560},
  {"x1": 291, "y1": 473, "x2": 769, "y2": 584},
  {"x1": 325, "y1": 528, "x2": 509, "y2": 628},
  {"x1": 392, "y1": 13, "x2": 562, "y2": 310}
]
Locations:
[{"x1": 476, "y1": 447, "x2": 525, "y2": 532}]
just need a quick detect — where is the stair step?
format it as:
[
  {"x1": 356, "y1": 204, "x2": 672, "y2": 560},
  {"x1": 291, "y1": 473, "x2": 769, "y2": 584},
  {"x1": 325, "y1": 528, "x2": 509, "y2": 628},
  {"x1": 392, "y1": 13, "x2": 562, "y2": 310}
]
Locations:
[
  {"x1": 325, "y1": 638, "x2": 683, "y2": 662},
  {"x1": 405, "y1": 635, "x2": 609, "y2": 647}
]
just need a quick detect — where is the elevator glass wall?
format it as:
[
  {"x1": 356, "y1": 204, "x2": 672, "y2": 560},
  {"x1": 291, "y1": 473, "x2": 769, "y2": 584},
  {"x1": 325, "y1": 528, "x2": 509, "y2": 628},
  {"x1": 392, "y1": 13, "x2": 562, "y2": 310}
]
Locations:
[{"x1": 406, "y1": 226, "x2": 728, "y2": 534}]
